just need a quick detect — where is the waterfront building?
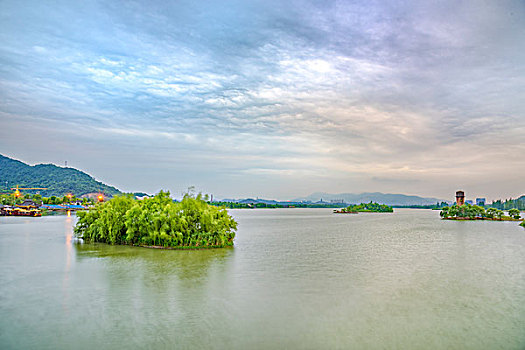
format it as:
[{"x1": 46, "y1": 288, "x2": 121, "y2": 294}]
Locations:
[
  {"x1": 476, "y1": 198, "x2": 486, "y2": 206},
  {"x1": 456, "y1": 191, "x2": 465, "y2": 206},
  {"x1": 465, "y1": 200, "x2": 474, "y2": 205},
  {"x1": 17, "y1": 199, "x2": 40, "y2": 209}
]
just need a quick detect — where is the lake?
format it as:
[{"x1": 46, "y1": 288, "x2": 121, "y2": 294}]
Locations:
[{"x1": 1, "y1": 209, "x2": 524, "y2": 349}]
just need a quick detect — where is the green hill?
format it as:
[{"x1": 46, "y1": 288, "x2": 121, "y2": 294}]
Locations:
[{"x1": 0, "y1": 154, "x2": 121, "y2": 197}]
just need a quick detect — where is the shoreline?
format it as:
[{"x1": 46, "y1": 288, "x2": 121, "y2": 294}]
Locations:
[
  {"x1": 443, "y1": 217, "x2": 521, "y2": 221},
  {"x1": 77, "y1": 240, "x2": 234, "y2": 250}
]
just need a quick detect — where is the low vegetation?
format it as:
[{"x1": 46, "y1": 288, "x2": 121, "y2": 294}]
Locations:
[
  {"x1": 213, "y1": 201, "x2": 343, "y2": 209},
  {"x1": 440, "y1": 204, "x2": 522, "y2": 221},
  {"x1": 335, "y1": 202, "x2": 393, "y2": 213},
  {"x1": 0, "y1": 193, "x2": 93, "y2": 206},
  {"x1": 74, "y1": 191, "x2": 237, "y2": 248}
]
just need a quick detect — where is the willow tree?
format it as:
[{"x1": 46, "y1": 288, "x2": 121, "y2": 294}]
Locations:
[{"x1": 75, "y1": 191, "x2": 237, "y2": 248}]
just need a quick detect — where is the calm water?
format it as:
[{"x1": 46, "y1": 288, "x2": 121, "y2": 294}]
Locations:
[{"x1": 1, "y1": 209, "x2": 524, "y2": 349}]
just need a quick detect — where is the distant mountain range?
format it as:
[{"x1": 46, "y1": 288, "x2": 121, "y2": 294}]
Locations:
[
  {"x1": 292, "y1": 192, "x2": 448, "y2": 206},
  {"x1": 220, "y1": 192, "x2": 448, "y2": 206},
  {"x1": 1, "y1": 154, "x2": 451, "y2": 204},
  {"x1": 0, "y1": 154, "x2": 121, "y2": 197}
]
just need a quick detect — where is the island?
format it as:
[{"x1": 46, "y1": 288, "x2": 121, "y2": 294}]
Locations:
[
  {"x1": 334, "y1": 202, "x2": 393, "y2": 214},
  {"x1": 74, "y1": 191, "x2": 237, "y2": 249},
  {"x1": 440, "y1": 204, "x2": 522, "y2": 221}
]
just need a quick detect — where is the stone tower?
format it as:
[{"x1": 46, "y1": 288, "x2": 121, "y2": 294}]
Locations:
[{"x1": 456, "y1": 191, "x2": 465, "y2": 206}]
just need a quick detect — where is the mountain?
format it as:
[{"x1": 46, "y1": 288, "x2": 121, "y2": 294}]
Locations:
[
  {"x1": 0, "y1": 154, "x2": 121, "y2": 197},
  {"x1": 293, "y1": 192, "x2": 447, "y2": 206}
]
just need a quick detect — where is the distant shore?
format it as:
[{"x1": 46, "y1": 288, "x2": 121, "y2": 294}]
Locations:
[{"x1": 443, "y1": 217, "x2": 521, "y2": 221}]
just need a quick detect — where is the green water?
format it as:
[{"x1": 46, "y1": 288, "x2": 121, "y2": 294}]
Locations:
[{"x1": 1, "y1": 209, "x2": 524, "y2": 349}]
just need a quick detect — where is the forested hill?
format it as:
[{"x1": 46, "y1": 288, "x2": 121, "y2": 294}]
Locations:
[{"x1": 0, "y1": 154, "x2": 121, "y2": 197}]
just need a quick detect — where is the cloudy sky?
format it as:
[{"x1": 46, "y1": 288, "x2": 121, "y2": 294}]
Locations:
[{"x1": 1, "y1": 0, "x2": 524, "y2": 201}]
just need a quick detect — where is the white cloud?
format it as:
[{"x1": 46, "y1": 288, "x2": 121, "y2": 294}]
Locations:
[{"x1": 1, "y1": 0, "x2": 524, "y2": 200}]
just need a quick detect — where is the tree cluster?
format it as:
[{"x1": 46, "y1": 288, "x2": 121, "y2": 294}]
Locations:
[
  {"x1": 440, "y1": 204, "x2": 521, "y2": 220},
  {"x1": 212, "y1": 201, "x2": 343, "y2": 209},
  {"x1": 74, "y1": 191, "x2": 237, "y2": 248},
  {"x1": 339, "y1": 202, "x2": 393, "y2": 213},
  {"x1": 0, "y1": 193, "x2": 92, "y2": 206},
  {"x1": 489, "y1": 196, "x2": 525, "y2": 210}
]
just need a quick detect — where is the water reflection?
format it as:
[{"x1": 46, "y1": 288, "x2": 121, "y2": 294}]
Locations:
[
  {"x1": 74, "y1": 242, "x2": 234, "y2": 291},
  {"x1": 72, "y1": 242, "x2": 236, "y2": 347},
  {"x1": 62, "y1": 215, "x2": 73, "y2": 313},
  {"x1": 2, "y1": 210, "x2": 524, "y2": 349}
]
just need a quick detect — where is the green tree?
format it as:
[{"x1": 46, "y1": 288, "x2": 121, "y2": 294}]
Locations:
[
  {"x1": 486, "y1": 208, "x2": 497, "y2": 219},
  {"x1": 74, "y1": 191, "x2": 237, "y2": 249},
  {"x1": 440, "y1": 206, "x2": 450, "y2": 218},
  {"x1": 32, "y1": 194, "x2": 42, "y2": 204},
  {"x1": 343, "y1": 202, "x2": 393, "y2": 213},
  {"x1": 508, "y1": 208, "x2": 521, "y2": 220}
]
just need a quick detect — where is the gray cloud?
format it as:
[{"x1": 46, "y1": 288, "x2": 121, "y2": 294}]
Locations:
[{"x1": 1, "y1": 0, "x2": 524, "y2": 200}]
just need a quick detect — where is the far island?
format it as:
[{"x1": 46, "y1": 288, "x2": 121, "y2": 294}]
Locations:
[
  {"x1": 334, "y1": 202, "x2": 393, "y2": 214},
  {"x1": 440, "y1": 204, "x2": 522, "y2": 222}
]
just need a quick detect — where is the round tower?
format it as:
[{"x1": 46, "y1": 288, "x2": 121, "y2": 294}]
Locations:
[{"x1": 455, "y1": 191, "x2": 465, "y2": 206}]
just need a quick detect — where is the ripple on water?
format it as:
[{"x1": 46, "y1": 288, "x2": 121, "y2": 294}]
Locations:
[{"x1": 0, "y1": 209, "x2": 524, "y2": 349}]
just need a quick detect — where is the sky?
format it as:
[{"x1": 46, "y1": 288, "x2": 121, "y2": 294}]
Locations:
[{"x1": 1, "y1": 0, "x2": 524, "y2": 201}]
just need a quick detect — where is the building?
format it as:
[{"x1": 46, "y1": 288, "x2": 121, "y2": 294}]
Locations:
[
  {"x1": 455, "y1": 191, "x2": 465, "y2": 206},
  {"x1": 465, "y1": 200, "x2": 473, "y2": 205},
  {"x1": 17, "y1": 199, "x2": 40, "y2": 209},
  {"x1": 476, "y1": 198, "x2": 486, "y2": 206}
]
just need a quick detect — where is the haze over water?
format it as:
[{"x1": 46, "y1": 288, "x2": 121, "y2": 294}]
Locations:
[{"x1": 1, "y1": 209, "x2": 524, "y2": 349}]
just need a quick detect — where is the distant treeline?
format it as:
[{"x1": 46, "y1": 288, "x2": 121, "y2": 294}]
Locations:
[
  {"x1": 210, "y1": 202, "x2": 343, "y2": 209},
  {"x1": 396, "y1": 197, "x2": 525, "y2": 210},
  {"x1": 394, "y1": 202, "x2": 449, "y2": 209},
  {"x1": 440, "y1": 204, "x2": 522, "y2": 221},
  {"x1": 489, "y1": 196, "x2": 525, "y2": 210},
  {"x1": 0, "y1": 193, "x2": 94, "y2": 206}
]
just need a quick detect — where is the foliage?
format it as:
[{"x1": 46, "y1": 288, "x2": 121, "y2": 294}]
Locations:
[
  {"x1": 440, "y1": 204, "x2": 508, "y2": 220},
  {"x1": 0, "y1": 194, "x2": 17, "y2": 205},
  {"x1": 394, "y1": 202, "x2": 450, "y2": 209},
  {"x1": 490, "y1": 196, "x2": 525, "y2": 210},
  {"x1": 441, "y1": 204, "x2": 486, "y2": 219},
  {"x1": 0, "y1": 154, "x2": 121, "y2": 197},
  {"x1": 339, "y1": 202, "x2": 393, "y2": 213},
  {"x1": 485, "y1": 207, "x2": 504, "y2": 219},
  {"x1": 0, "y1": 192, "x2": 94, "y2": 206},
  {"x1": 508, "y1": 208, "x2": 521, "y2": 220},
  {"x1": 74, "y1": 191, "x2": 237, "y2": 248},
  {"x1": 212, "y1": 201, "x2": 343, "y2": 209},
  {"x1": 521, "y1": 220, "x2": 525, "y2": 228}
]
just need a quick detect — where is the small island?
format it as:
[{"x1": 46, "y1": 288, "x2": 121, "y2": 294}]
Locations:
[
  {"x1": 74, "y1": 191, "x2": 237, "y2": 249},
  {"x1": 440, "y1": 204, "x2": 522, "y2": 221},
  {"x1": 334, "y1": 202, "x2": 393, "y2": 214}
]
